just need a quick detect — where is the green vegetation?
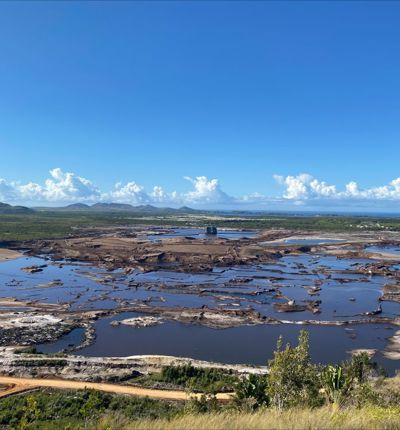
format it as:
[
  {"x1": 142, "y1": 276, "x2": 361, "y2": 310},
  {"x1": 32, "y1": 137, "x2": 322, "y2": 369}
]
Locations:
[
  {"x1": 234, "y1": 373, "x2": 269, "y2": 410},
  {"x1": 0, "y1": 389, "x2": 182, "y2": 429},
  {"x1": 266, "y1": 330, "x2": 321, "y2": 409},
  {"x1": 234, "y1": 331, "x2": 389, "y2": 411},
  {"x1": 130, "y1": 363, "x2": 238, "y2": 393},
  {"x1": 95, "y1": 406, "x2": 400, "y2": 430},
  {"x1": 0, "y1": 332, "x2": 399, "y2": 429},
  {"x1": 1, "y1": 210, "x2": 400, "y2": 241},
  {"x1": 0, "y1": 203, "x2": 33, "y2": 215},
  {"x1": 13, "y1": 347, "x2": 43, "y2": 355},
  {"x1": 13, "y1": 359, "x2": 68, "y2": 368}
]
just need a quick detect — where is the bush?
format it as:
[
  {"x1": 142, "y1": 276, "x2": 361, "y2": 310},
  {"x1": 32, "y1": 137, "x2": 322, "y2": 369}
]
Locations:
[
  {"x1": 320, "y1": 352, "x2": 384, "y2": 407},
  {"x1": 234, "y1": 373, "x2": 269, "y2": 410},
  {"x1": 133, "y1": 364, "x2": 238, "y2": 394},
  {"x1": 0, "y1": 389, "x2": 182, "y2": 429},
  {"x1": 185, "y1": 394, "x2": 220, "y2": 414},
  {"x1": 267, "y1": 330, "x2": 322, "y2": 409}
]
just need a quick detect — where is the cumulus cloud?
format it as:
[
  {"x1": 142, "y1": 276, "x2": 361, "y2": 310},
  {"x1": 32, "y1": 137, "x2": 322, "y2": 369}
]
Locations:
[
  {"x1": 0, "y1": 168, "x2": 100, "y2": 203},
  {"x1": 0, "y1": 169, "x2": 233, "y2": 207},
  {"x1": 183, "y1": 176, "x2": 232, "y2": 204},
  {"x1": 105, "y1": 181, "x2": 150, "y2": 204},
  {"x1": 273, "y1": 174, "x2": 337, "y2": 200},
  {"x1": 2, "y1": 168, "x2": 400, "y2": 210},
  {"x1": 43, "y1": 168, "x2": 100, "y2": 201},
  {"x1": 273, "y1": 173, "x2": 400, "y2": 204},
  {"x1": 150, "y1": 186, "x2": 179, "y2": 204}
]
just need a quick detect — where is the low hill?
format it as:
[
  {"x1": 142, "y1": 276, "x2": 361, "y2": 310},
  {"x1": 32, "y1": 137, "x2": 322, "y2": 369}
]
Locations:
[
  {"x1": 34, "y1": 203, "x2": 198, "y2": 214},
  {"x1": 91, "y1": 202, "x2": 138, "y2": 211},
  {"x1": 64, "y1": 203, "x2": 91, "y2": 210},
  {"x1": 0, "y1": 202, "x2": 34, "y2": 214}
]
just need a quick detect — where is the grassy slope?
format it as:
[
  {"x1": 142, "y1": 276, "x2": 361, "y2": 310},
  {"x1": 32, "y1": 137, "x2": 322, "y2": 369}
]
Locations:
[{"x1": 96, "y1": 407, "x2": 400, "y2": 430}]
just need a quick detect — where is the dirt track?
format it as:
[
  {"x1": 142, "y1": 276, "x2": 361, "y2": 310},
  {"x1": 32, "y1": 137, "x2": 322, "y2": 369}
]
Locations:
[{"x1": 0, "y1": 376, "x2": 232, "y2": 402}]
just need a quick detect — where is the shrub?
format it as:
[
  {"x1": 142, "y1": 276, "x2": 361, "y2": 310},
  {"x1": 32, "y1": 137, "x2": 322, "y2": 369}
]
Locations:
[
  {"x1": 234, "y1": 373, "x2": 269, "y2": 410},
  {"x1": 135, "y1": 364, "x2": 238, "y2": 394},
  {"x1": 185, "y1": 394, "x2": 220, "y2": 414},
  {"x1": 267, "y1": 330, "x2": 322, "y2": 409}
]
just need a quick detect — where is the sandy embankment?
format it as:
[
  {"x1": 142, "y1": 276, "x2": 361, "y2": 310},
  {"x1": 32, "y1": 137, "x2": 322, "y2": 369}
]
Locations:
[{"x1": 0, "y1": 249, "x2": 22, "y2": 262}]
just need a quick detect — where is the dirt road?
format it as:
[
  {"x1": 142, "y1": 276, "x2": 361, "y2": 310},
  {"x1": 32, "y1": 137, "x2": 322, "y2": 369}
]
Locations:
[{"x1": 0, "y1": 376, "x2": 232, "y2": 401}]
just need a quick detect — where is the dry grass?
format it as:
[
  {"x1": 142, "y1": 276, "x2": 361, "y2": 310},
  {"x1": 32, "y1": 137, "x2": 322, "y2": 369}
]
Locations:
[{"x1": 94, "y1": 406, "x2": 400, "y2": 430}]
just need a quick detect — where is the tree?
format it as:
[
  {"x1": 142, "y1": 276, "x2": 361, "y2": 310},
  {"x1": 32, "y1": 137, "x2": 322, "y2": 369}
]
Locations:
[{"x1": 267, "y1": 330, "x2": 321, "y2": 409}]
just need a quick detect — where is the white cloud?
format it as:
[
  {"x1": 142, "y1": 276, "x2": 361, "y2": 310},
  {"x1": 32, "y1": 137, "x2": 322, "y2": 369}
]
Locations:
[
  {"x1": 183, "y1": 176, "x2": 232, "y2": 204},
  {"x1": 2, "y1": 168, "x2": 400, "y2": 210},
  {"x1": 273, "y1": 174, "x2": 310, "y2": 199},
  {"x1": 345, "y1": 181, "x2": 359, "y2": 196},
  {"x1": 0, "y1": 168, "x2": 100, "y2": 203},
  {"x1": 42, "y1": 168, "x2": 100, "y2": 201},
  {"x1": 0, "y1": 179, "x2": 18, "y2": 201},
  {"x1": 105, "y1": 181, "x2": 149, "y2": 204},
  {"x1": 273, "y1": 174, "x2": 337, "y2": 200},
  {"x1": 0, "y1": 169, "x2": 233, "y2": 207},
  {"x1": 273, "y1": 173, "x2": 400, "y2": 204}
]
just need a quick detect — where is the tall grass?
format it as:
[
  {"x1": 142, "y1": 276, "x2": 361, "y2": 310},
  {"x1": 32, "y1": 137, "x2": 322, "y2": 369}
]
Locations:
[{"x1": 94, "y1": 406, "x2": 400, "y2": 430}]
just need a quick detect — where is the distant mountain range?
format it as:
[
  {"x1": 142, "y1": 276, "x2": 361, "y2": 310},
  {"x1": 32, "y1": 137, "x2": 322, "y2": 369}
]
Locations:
[
  {"x1": 0, "y1": 202, "x2": 34, "y2": 214},
  {"x1": 31, "y1": 202, "x2": 199, "y2": 214}
]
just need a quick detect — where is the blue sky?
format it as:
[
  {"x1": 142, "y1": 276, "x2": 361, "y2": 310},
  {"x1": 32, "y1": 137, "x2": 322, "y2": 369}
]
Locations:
[{"x1": 1, "y1": 1, "x2": 400, "y2": 210}]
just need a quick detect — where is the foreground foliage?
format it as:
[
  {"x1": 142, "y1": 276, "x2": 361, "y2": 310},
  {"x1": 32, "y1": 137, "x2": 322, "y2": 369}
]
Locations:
[
  {"x1": 95, "y1": 406, "x2": 400, "y2": 430},
  {"x1": 234, "y1": 331, "x2": 390, "y2": 411},
  {"x1": 0, "y1": 389, "x2": 182, "y2": 429},
  {"x1": 0, "y1": 331, "x2": 399, "y2": 429}
]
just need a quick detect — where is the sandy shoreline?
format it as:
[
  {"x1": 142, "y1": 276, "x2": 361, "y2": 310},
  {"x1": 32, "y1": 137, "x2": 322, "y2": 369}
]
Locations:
[{"x1": 0, "y1": 249, "x2": 22, "y2": 262}]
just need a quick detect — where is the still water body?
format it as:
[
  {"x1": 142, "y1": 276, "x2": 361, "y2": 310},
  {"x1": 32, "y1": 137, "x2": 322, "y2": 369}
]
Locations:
[
  {"x1": 146, "y1": 228, "x2": 257, "y2": 241},
  {"x1": 1, "y1": 254, "x2": 398, "y2": 373},
  {"x1": 38, "y1": 312, "x2": 399, "y2": 375},
  {"x1": 366, "y1": 245, "x2": 400, "y2": 255}
]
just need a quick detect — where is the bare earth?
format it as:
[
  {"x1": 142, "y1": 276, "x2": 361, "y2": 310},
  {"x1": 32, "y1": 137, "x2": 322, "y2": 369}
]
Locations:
[
  {"x1": 0, "y1": 249, "x2": 22, "y2": 262},
  {"x1": 0, "y1": 376, "x2": 232, "y2": 402}
]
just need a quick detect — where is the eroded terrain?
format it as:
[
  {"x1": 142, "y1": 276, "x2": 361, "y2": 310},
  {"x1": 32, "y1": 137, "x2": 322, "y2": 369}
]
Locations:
[{"x1": 0, "y1": 225, "x2": 399, "y2": 380}]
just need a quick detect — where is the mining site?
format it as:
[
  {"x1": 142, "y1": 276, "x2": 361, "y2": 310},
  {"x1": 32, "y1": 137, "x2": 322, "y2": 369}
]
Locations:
[{"x1": 0, "y1": 223, "x2": 399, "y2": 382}]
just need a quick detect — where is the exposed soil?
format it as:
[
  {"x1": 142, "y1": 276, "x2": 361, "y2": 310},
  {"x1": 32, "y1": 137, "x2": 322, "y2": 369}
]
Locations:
[
  {"x1": 1, "y1": 228, "x2": 400, "y2": 381},
  {"x1": 0, "y1": 376, "x2": 232, "y2": 402},
  {"x1": 10, "y1": 228, "x2": 400, "y2": 274},
  {"x1": 0, "y1": 249, "x2": 22, "y2": 262},
  {"x1": 18, "y1": 235, "x2": 285, "y2": 272},
  {"x1": 0, "y1": 347, "x2": 266, "y2": 382}
]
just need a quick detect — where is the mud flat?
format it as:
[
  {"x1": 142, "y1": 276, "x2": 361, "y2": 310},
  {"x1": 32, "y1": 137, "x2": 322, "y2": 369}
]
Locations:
[
  {"x1": 112, "y1": 316, "x2": 163, "y2": 328},
  {"x1": 1, "y1": 228, "x2": 400, "y2": 376},
  {"x1": 0, "y1": 312, "x2": 75, "y2": 346},
  {"x1": 13, "y1": 229, "x2": 400, "y2": 273},
  {"x1": 0, "y1": 298, "x2": 96, "y2": 348},
  {"x1": 98, "y1": 304, "x2": 400, "y2": 329},
  {"x1": 384, "y1": 330, "x2": 400, "y2": 360},
  {"x1": 18, "y1": 236, "x2": 284, "y2": 272},
  {"x1": 381, "y1": 284, "x2": 400, "y2": 303},
  {"x1": 0, "y1": 249, "x2": 21, "y2": 262}
]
